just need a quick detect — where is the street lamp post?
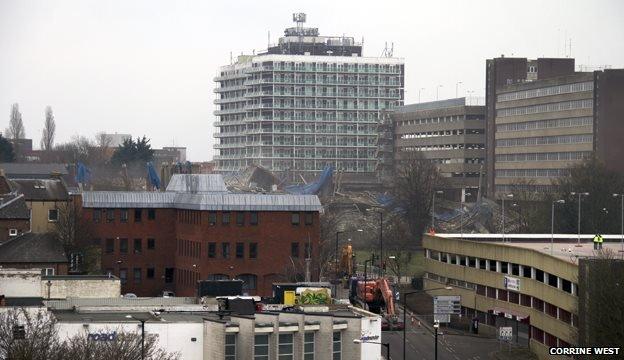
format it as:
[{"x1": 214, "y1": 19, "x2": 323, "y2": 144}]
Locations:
[
  {"x1": 501, "y1": 194, "x2": 513, "y2": 242},
  {"x1": 403, "y1": 286, "x2": 452, "y2": 360},
  {"x1": 367, "y1": 208, "x2": 384, "y2": 277},
  {"x1": 125, "y1": 315, "x2": 146, "y2": 360},
  {"x1": 455, "y1": 81, "x2": 463, "y2": 98},
  {"x1": 460, "y1": 191, "x2": 472, "y2": 239},
  {"x1": 551, "y1": 199, "x2": 565, "y2": 255},
  {"x1": 436, "y1": 85, "x2": 443, "y2": 100},
  {"x1": 432, "y1": 190, "x2": 444, "y2": 231},
  {"x1": 353, "y1": 339, "x2": 390, "y2": 359},
  {"x1": 614, "y1": 194, "x2": 624, "y2": 259},
  {"x1": 571, "y1": 192, "x2": 590, "y2": 247},
  {"x1": 418, "y1": 87, "x2": 425, "y2": 103}
]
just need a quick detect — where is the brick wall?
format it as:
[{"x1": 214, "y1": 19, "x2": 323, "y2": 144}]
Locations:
[
  {"x1": 0, "y1": 219, "x2": 29, "y2": 242},
  {"x1": 83, "y1": 206, "x2": 320, "y2": 297}
]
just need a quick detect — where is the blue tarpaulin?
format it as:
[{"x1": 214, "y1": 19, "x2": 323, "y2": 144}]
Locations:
[
  {"x1": 285, "y1": 165, "x2": 333, "y2": 195},
  {"x1": 75, "y1": 162, "x2": 91, "y2": 184},
  {"x1": 147, "y1": 162, "x2": 161, "y2": 190}
]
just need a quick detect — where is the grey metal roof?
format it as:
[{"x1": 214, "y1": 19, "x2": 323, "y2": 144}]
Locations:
[
  {"x1": 165, "y1": 174, "x2": 228, "y2": 193},
  {"x1": 82, "y1": 191, "x2": 322, "y2": 211},
  {"x1": 82, "y1": 191, "x2": 177, "y2": 208}
]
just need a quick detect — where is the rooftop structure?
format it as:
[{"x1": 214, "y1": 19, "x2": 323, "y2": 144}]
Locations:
[{"x1": 213, "y1": 14, "x2": 404, "y2": 176}]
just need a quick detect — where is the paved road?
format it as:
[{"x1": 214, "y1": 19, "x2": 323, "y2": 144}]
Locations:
[{"x1": 381, "y1": 307, "x2": 502, "y2": 360}]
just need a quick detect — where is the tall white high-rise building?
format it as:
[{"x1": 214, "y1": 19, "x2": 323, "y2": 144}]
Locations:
[{"x1": 213, "y1": 13, "x2": 404, "y2": 175}]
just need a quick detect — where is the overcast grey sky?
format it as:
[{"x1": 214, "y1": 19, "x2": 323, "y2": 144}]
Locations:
[{"x1": 1, "y1": 0, "x2": 623, "y2": 161}]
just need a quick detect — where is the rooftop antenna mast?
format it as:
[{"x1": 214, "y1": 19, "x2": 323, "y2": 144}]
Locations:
[{"x1": 381, "y1": 42, "x2": 394, "y2": 58}]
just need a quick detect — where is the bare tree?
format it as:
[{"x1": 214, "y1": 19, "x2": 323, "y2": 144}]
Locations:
[
  {"x1": 389, "y1": 151, "x2": 442, "y2": 248},
  {"x1": 0, "y1": 308, "x2": 63, "y2": 360},
  {"x1": 40, "y1": 106, "x2": 56, "y2": 151},
  {"x1": 0, "y1": 309, "x2": 179, "y2": 360},
  {"x1": 54, "y1": 202, "x2": 100, "y2": 274},
  {"x1": 6, "y1": 103, "x2": 26, "y2": 139}
]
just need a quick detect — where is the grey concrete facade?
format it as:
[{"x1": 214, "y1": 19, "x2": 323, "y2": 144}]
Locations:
[{"x1": 391, "y1": 98, "x2": 486, "y2": 199}]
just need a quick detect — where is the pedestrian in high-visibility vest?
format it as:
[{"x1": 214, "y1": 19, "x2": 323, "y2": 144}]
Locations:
[
  {"x1": 598, "y1": 234, "x2": 604, "y2": 249},
  {"x1": 593, "y1": 234, "x2": 600, "y2": 250}
]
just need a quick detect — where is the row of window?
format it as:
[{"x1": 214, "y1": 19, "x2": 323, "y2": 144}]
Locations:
[
  {"x1": 113, "y1": 267, "x2": 155, "y2": 285},
  {"x1": 426, "y1": 272, "x2": 577, "y2": 327},
  {"x1": 495, "y1": 168, "x2": 570, "y2": 178},
  {"x1": 425, "y1": 249, "x2": 576, "y2": 294},
  {"x1": 497, "y1": 81, "x2": 593, "y2": 102},
  {"x1": 401, "y1": 143, "x2": 485, "y2": 152},
  {"x1": 396, "y1": 114, "x2": 483, "y2": 127},
  {"x1": 399, "y1": 129, "x2": 484, "y2": 139},
  {"x1": 496, "y1": 116, "x2": 593, "y2": 132},
  {"x1": 495, "y1": 184, "x2": 556, "y2": 194},
  {"x1": 251, "y1": 331, "x2": 331, "y2": 360},
  {"x1": 495, "y1": 151, "x2": 591, "y2": 163},
  {"x1": 497, "y1": 99, "x2": 593, "y2": 117},
  {"x1": 496, "y1": 134, "x2": 593, "y2": 147},
  {"x1": 204, "y1": 242, "x2": 258, "y2": 260},
  {"x1": 103, "y1": 238, "x2": 156, "y2": 254},
  {"x1": 93, "y1": 208, "x2": 156, "y2": 223}
]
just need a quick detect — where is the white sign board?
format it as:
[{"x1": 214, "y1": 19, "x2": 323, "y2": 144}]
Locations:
[
  {"x1": 434, "y1": 314, "x2": 450, "y2": 323},
  {"x1": 498, "y1": 327, "x2": 513, "y2": 341},
  {"x1": 433, "y1": 295, "x2": 461, "y2": 315},
  {"x1": 504, "y1": 276, "x2": 521, "y2": 291}
]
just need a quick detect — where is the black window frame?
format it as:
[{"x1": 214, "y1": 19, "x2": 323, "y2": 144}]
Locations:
[
  {"x1": 93, "y1": 209, "x2": 102, "y2": 223},
  {"x1": 291, "y1": 212, "x2": 300, "y2": 225},
  {"x1": 208, "y1": 212, "x2": 217, "y2": 225},
  {"x1": 236, "y1": 212, "x2": 245, "y2": 226},
  {"x1": 105, "y1": 238, "x2": 114, "y2": 254},
  {"x1": 208, "y1": 242, "x2": 216, "y2": 258},
  {"x1": 249, "y1": 243, "x2": 257, "y2": 259},
  {"x1": 134, "y1": 238, "x2": 142, "y2": 254},
  {"x1": 134, "y1": 209, "x2": 142, "y2": 222},
  {"x1": 250, "y1": 212, "x2": 258, "y2": 226},
  {"x1": 147, "y1": 209, "x2": 156, "y2": 220},
  {"x1": 147, "y1": 238, "x2": 155, "y2": 250},
  {"x1": 304, "y1": 212, "x2": 313, "y2": 225},
  {"x1": 133, "y1": 268, "x2": 142, "y2": 284},
  {"x1": 106, "y1": 209, "x2": 115, "y2": 223},
  {"x1": 119, "y1": 238, "x2": 128, "y2": 254},
  {"x1": 222, "y1": 212, "x2": 231, "y2": 225},
  {"x1": 222, "y1": 242, "x2": 230, "y2": 259},
  {"x1": 146, "y1": 267, "x2": 155, "y2": 279},
  {"x1": 236, "y1": 242, "x2": 244, "y2": 258},
  {"x1": 120, "y1": 209, "x2": 129, "y2": 223},
  {"x1": 291, "y1": 242, "x2": 300, "y2": 258}
]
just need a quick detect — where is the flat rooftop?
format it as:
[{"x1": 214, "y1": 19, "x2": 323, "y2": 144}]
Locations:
[{"x1": 506, "y1": 242, "x2": 623, "y2": 263}]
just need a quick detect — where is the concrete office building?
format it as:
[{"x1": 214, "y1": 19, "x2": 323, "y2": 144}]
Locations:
[
  {"x1": 485, "y1": 56, "x2": 624, "y2": 195},
  {"x1": 213, "y1": 13, "x2": 404, "y2": 176},
  {"x1": 421, "y1": 233, "x2": 624, "y2": 360},
  {"x1": 391, "y1": 98, "x2": 486, "y2": 199}
]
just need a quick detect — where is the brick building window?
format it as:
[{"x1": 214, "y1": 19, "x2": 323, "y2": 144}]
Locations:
[
  {"x1": 291, "y1": 212, "x2": 300, "y2": 225},
  {"x1": 134, "y1": 209, "x2": 142, "y2": 222},
  {"x1": 208, "y1": 243, "x2": 216, "y2": 258},
  {"x1": 236, "y1": 243, "x2": 244, "y2": 258},
  {"x1": 147, "y1": 268, "x2": 155, "y2": 279},
  {"x1": 222, "y1": 212, "x2": 230, "y2": 225},
  {"x1": 236, "y1": 212, "x2": 245, "y2": 226},
  {"x1": 291, "y1": 243, "x2": 299, "y2": 258},
  {"x1": 119, "y1": 269, "x2": 127, "y2": 285},
  {"x1": 106, "y1": 209, "x2": 115, "y2": 223},
  {"x1": 208, "y1": 212, "x2": 217, "y2": 225},
  {"x1": 133, "y1": 268, "x2": 141, "y2": 284},
  {"x1": 147, "y1": 238, "x2": 155, "y2": 250},
  {"x1": 105, "y1": 238, "x2": 114, "y2": 253},
  {"x1": 134, "y1": 239, "x2": 142, "y2": 254},
  {"x1": 249, "y1": 243, "x2": 257, "y2": 259},
  {"x1": 304, "y1": 212, "x2": 313, "y2": 225},
  {"x1": 93, "y1": 209, "x2": 101, "y2": 223},
  {"x1": 48, "y1": 209, "x2": 59, "y2": 222},
  {"x1": 250, "y1": 212, "x2": 258, "y2": 225},
  {"x1": 148, "y1": 209, "x2": 156, "y2": 220},
  {"x1": 165, "y1": 268, "x2": 174, "y2": 283},
  {"x1": 120, "y1": 209, "x2": 129, "y2": 223},
  {"x1": 238, "y1": 274, "x2": 257, "y2": 291},
  {"x1": 119, "y1": 238, "x2": 128, "y2": 254},
  {"x1": 222, "y1": 243, "x2": 230, "y2": 259}
]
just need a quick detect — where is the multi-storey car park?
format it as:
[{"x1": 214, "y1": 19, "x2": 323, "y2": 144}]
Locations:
[{"x1": 213, "y1": 14, "x2": 404, "y2": 176}]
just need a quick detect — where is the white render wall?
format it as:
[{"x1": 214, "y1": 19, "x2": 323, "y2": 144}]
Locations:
[
  {"x1": 41, "y1": 278, "x2": 121, "y2": 299},
  {"x1": 0, "y1": 269, "x2": 40, "y2": 297},
  {"x1": 56, "y1": 321, "x2": 204, "y2": 360}
]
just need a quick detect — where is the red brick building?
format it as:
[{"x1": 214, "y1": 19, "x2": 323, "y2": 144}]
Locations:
[{"x1": 80, "y1": 174, "x2": 321, "y2": 297}]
